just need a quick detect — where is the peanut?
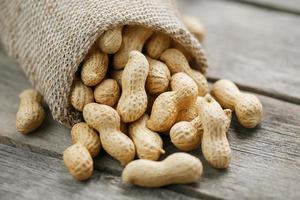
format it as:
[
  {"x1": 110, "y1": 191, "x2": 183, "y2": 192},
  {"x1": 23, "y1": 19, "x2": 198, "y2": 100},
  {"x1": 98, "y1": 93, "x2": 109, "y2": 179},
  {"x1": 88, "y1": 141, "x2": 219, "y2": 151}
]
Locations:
[
  {"x1": 171, "y1": 98, "x2": 232, "y2": 151},
  {"x1": 129, "y1": 115, "x2": 165, "y2": 160},
  {"x1": 113, "y1": 26, "x2": 153, "y2": 69},
  {"x1": 170, "y1": 116, "x2": 203, "y2": 151},
  {"x1": 16, "y1": 89, "x2": 45, "y2": 134},
  {"x1": 117, "y1": 51, "x2": 149, "y2": 122},
  {"x1": 176, "y1": 96, "x2": 201, "y2": 122},
  {"x1": 83, "y1": 103, "x2": 135, "y2": 165},
  {"x1": 63, "y1": 143, "x2": 93, "y2": 181},
  {"x1": 94, "y1": 79, "x2": 120, "y2": 107},
  {"x1": 71, "y1": 122, "x2": 101, "y2": 158},
  {"x1": 147, "y1": 72, "x2": 198, "y2": 132},
  {"x1": 211, "y1": 79, "x2": 263, "y2": 128},
  {"x1": 145, "y1": 32, "x2": 170, "y2": 59},
  {"x1": 170, "y1": 40, "x2": 193, "y2": 62},
  {"x1": 160, "y1": 48, "x2": 208, "y2": 96},
  {"x1": 98, "y1": 26, "x2": 123, "y2": 54},
  {"x1": 122, "y1": 152, "x2": 203, "y2": 187},
  {"x1": 146, "y1": 57, "x2": 170, "y2": 95},
  {"x1": 199, "y1": 94, "x2": 232, "y2": 169},
  {"x1": 182, "y1": 15, "x2": 206, "y2": 42},
  {"x1": 70, "y1": 79, "x2": 94, "y2": 111},
  {"x1": 81, "y1": 47, "x2": 108, "y2": 86}
]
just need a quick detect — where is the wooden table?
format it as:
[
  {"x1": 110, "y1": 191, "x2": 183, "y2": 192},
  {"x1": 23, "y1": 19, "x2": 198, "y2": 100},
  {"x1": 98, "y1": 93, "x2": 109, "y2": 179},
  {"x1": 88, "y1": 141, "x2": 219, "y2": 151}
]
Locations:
[{"x1": 1, "y1": 0, "x2": 299, "y2": 199}]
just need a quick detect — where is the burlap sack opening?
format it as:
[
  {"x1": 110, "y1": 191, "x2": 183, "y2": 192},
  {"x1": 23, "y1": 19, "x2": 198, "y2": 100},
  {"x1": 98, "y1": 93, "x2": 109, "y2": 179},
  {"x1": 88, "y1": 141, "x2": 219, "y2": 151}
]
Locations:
[{"x1": 0, "y1": 0, "x2": 208, "y2": 127}]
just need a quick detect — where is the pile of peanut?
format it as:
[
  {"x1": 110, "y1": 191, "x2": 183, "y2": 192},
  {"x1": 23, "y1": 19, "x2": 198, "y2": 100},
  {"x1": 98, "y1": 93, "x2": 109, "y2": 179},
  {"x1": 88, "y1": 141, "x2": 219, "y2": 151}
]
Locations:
[{"x1": 15, "y1": 16, "x2": 263, "y2": 187}]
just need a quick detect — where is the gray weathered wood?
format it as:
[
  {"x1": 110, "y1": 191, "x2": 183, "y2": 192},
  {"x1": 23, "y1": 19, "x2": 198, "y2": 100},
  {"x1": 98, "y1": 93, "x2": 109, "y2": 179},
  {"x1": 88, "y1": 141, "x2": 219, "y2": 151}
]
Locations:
[
  {"x1": 177, "y1": 0, "x2": 300, "y2": 104},
  {"x1": 0, "y1": 144, "x2": 197, "y2": 200},
  {"x1": 0, "y1": 51, "x2": 299, "y2": 199},
  {"x1": 229, "y1": 0, "x2": 300, "y2": 15}
]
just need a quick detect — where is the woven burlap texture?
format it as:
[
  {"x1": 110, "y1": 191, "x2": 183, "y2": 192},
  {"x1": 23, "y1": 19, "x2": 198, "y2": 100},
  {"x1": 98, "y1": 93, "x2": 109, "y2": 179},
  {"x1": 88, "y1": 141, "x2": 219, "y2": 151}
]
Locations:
[{"x1": 0, "y1": 0, "x2": 208, "y2": 127}]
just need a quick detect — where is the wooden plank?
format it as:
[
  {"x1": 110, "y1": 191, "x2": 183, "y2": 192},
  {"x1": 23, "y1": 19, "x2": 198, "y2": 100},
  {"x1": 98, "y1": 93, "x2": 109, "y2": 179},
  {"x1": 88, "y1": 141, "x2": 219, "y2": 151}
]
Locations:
[
  {"x1": 229, "y1": 0, "x2": 300, "y2": 15},
  {"x1": 0, "y1": 52, "x2": 300, "y2": 199},
  {"x1": 177, "y1": 0, "x2": 300, "y2": 104},
  {"x1": 0, "y1": 144, "x2": 196, "y2": 200}
]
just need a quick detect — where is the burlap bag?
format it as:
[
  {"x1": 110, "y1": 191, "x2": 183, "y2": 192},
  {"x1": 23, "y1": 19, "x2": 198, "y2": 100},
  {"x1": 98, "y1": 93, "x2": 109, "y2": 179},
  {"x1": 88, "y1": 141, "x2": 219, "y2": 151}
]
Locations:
[{"x1": 0, "y1": 0, "x2": 208, "y2": 127}]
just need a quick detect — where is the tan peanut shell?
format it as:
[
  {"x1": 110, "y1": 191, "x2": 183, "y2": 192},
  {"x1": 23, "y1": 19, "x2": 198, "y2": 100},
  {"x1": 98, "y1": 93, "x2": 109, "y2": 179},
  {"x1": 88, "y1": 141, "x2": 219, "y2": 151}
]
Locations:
[
  {"x1": 94, "y1": 79, "x2": 120, "y2": 107},
  {"x1": 81, "y1": 47, "x2": 108, "y2": 86},
  {"x1": 211, "y1": 79, "x2": 263, "y2": 128},
  {"x1": 71, "y1": 122, "x2": 101, "y2": 158},
  {"x1": 177, "y1": 97, "x2": 201, "y2": 122},
  {"x1": 145, "y1": 32, "x2": 170, "y2": 59},
  {"x1": 170, "y1": 116, "x2": 203, "y2": 151},
  {"x1": 16, "y1": 89, "x2": 45, "y2": 134},
  {"x1": 113, "y1": 26, "x2": 153, "y2": 69},
  {"x1": 147, "y1": 72, "x2": 198, "y2": 132},
  {"x1": 117, "y1": 51, "x2": 149, "y2": 122},
  {"x1": 146, "y1": 57, "x2": 171, "y2": 95},
  {"x1": 70, "y1": 80, "x2": 94, "y2": 111},
  {"x1": 63, "y1": 143, "x2": 93, "y2": 181},
  {"x1": 122, "y1": 152, "x2": 203, "y2": 187},
  {"x1": 83, "y1": 103, "x2": 135, "y2": 165},
  {"x1": 98, "y1": 26, "x2": 123, "y2": 54},
  {"x1": 182, "y1": 15, "x2": 206, "y2": 42},
  {"x1": 199, "y1": 94, "x2": 232, "y2": 169},
  {"x1": 170, "y1": 40, "x2": 193, "y2": 62},
  {"x1": 211, "y1": 79, "x2": 240, "y2": 110},
  {"x1": 129, "y1": 115, "x2": 165, "y2": 160},
  {"x1": 235, "y1": 93, "x2": 263, "y2": 128},
  {"x1": 160, "y1": 48, "x2": 208, "y2": 96}
]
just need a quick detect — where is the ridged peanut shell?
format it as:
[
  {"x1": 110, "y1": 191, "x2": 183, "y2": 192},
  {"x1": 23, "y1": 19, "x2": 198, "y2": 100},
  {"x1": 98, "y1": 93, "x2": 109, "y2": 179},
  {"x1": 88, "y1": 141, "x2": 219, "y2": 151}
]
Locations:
[
  {"x1": 170, "y1": 72, "x2": 198, "y2": 108},
  {"x1": 122, "y1": 152, "x2": 203, "y2": 187},
  {"x1": 70, "y1": 80, "x2": 94, "y2": 111},
  {"x1": 170, "y1": 40, "x2": 193, "y2": 62},
  {"x1": 147, "y1": 73, "x2": 198, "y2": 132},
  {"x1": 16, "y1": 89, "x2": 45, "y2": 134},
  {"x1": 71, "y1": 122, "x2": 101, "y2": 158},
  {"x1": 211, "y1": 79, "x2": 262, "y2": 128},
  {"x1": 145, "y1": 32, "x2": 170, "y2": 59},
  {"x1": 146, "y1": 57, "x2": 171, "y2": 95},
  {"x1": 235, "y1": 93, "x2": 263, "y2": 128},
  {"x1": 63, "y1": 143, "x2": 93, "y2": 181},
  {"x1": 176, "y1": 96, "x2": 201, "y2": 122},
  {"x1": 160, "y1": 48, "x2": 208, "y2": 96},
  {"x1": 83, "y1": 103, "x2": 135, "y2": 165},
  {"x1": 117, "y1": 51, "x2": 149, "y2": 122},
  {"x1": 113, "y1": 26, "x2": 153, "y2": 69},
  {"x1": 129, "y1": 115, "x2": 165, "y2": 160},
  {"x1": 199, "y1": 95, "x2": 232, "y2": 169},
  {"x1": 98, "y1": 26, "x2": 123, "y2": 54},
  {"x1": 211, "y1": 79, "x2": 240, "y2": 110},
  {"x1": 94, "y1": 79, "x2": 120, "y2": 107},
  {"x1": 81, "y1": 47, "x2": 108, "y2": 86},
  {"x1": 170, "y1": 116, "x2": 203, "y2": 151}
]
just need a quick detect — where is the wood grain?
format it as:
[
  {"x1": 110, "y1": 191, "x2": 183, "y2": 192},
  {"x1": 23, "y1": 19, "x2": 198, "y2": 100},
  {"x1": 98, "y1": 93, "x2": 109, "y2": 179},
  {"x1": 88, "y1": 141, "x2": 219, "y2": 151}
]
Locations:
[
  {"x1": 0, "y1": 144, "x2": 197, "y2": 200},
  {"x1": 0, "y1": 51, "x2": 299, "y2": 199},
  {"x1": 177, "y1": 0, "x2": 300, "y2": 104}
]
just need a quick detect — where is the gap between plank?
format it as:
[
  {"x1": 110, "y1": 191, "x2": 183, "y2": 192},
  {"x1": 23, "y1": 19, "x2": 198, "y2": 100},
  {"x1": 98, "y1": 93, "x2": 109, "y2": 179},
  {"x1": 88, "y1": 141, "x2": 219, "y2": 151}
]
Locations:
[
  {"x1": 0, "y1": 136, "x2": 218, "y2": 200},
  {"x1": 222, "y1": 0, "x2": 300, "y2": 16}
]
